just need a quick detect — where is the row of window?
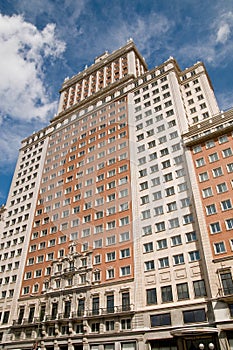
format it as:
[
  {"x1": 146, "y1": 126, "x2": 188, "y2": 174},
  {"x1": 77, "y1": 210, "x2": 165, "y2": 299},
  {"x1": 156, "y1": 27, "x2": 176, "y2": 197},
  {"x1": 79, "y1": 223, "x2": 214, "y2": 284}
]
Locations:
[
  {"x1": 202, "y1": 182, "x2": 232, "y2": 198},
  {"x1": 146, "y1": 280, "x2": 206, "y2": 305},
  {"x1": 151, "y1": 308, "x2": 206, "y2": 327},
  {"x1": 143, "y1": 232, "x2": 195, "y2": 252},
  {"x1": 196, "y1": 148, "x2": 233, "y2": 167},
  {"x1": 144, "y1": 250, "x2": 200, "y2": 271},
  {"x1": 22, "y1": 265, "x2": 132, "y2": 294},
  {"x1": 193, "y1": 135, "x2": 231, "y2": 154},
  {"x1": 209, "y1": 219, "x2": 233, "y2": 233}
]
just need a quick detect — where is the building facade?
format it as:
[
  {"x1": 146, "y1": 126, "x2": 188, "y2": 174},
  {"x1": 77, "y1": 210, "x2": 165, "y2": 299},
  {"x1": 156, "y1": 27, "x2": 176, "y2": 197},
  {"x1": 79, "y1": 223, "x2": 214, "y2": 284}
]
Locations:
[{"x1": 0, "y1": 40, "x2": 232, "y2": 350}]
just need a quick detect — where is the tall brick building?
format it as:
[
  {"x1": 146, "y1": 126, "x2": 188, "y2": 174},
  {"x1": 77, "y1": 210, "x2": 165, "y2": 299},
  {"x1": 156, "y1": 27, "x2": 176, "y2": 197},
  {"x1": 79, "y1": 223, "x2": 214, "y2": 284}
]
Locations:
[{"x1": 0, "y1": 40, "x2": 232, "y2": 350}]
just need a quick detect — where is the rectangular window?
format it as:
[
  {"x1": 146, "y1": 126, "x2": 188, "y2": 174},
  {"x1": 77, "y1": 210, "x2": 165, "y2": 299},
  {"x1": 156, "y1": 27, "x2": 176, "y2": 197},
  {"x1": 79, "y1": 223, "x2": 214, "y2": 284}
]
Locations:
[
  {"x1": 214, "y1": 242, "x2": 226, "y2": 254},
  {"x1": 159, "y1": 257, "x2": 169, "y2": 268},
  {"x1": 161, "y1": 285, "x2": 173, "y2": 302},
  {"x1": 206, "y1": 204, "x2": 217, "y2": 215},
  {"x1": 222, "y1": 147, "x2": 233, "y2": 158},
  {"x1": 145, "y1": 260, "x2": 155, "y2": 271},
  {"x1": 183, "y1": 309, "x2": 206, "y2": 323},
  {"x1": 196, "y1": 158, "x2": 205, "y2": 167},
  {"x1": 177, "y1": 282, "x2": 189, "y2": 300},
  {"x1": 199, "y1": 172, "x2": 209, "y2": 182},
  {"x1": 212, "y1": 167, "x2": 223, "y2": 178},
  {"x1": 210, "y1": 222, "x2": 221, "y2": 234},
  {"x1": 189, "y1": 250, "x2": 200, "y2": 261},
  {"x1": 202, "y1": 187, "x2": 213, "y2": 198},
  {"x1": 146, "y1": 288, "x2": 157, "y2": 305},
  {"x1": 186, "y1": 231, "x2": 197, "y2": 242},
  {"x1": 221, "y1": 199, "x2": 232, "y2": 211},
  {"x1": 209, "y1": 152, "x2": 219, "y2": 163},
  {"x1": 171, "y1": 235, "x2": 182, "y2": 246},
  {"x1": 173, "y1": 254, "x2": 184, "y2": 265},
  {"x1": 216, "y1": 182, "x2": 228, "y2": 193},
  {"x1": 150, "y1": 313, "x2": 171, "y2": 327},
  {"x1": 220, "y1": 272, "x2": 233, "y2": 295},
  {"x1": 193, "y1": 280, "x2": 207, "y2": 297}
]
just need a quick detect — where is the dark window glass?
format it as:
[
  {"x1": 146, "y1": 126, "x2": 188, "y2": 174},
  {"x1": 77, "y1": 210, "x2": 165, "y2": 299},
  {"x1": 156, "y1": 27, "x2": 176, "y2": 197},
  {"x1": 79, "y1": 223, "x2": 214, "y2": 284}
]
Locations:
[
  {"x1": 146, "y1": 288, "x2": 157, "y2": 305},
  {"x1": 92, "y1": 297, "x2": 99, "y2": 315},
  {"x1": 220, "y1": 273, "x2": 233, "y2": 295},
  {"x1": 177, "y1": 283, "x2": 189, "y2": 300},
  {"x1": 107, "y1": 294, "x2": 114, "y2": 313},
  {"x1": 161, "y1": 285, "x2": 173, "y2": 302},
  {"x1": 151, "y1": 313, "x2": 171, "y2": 326},
  {"x1": 183, "y1": 308, "x2": 206, "y2": 323},
  {"x1": 193, "y1": 280, "x2": 207, "y2": 297}
]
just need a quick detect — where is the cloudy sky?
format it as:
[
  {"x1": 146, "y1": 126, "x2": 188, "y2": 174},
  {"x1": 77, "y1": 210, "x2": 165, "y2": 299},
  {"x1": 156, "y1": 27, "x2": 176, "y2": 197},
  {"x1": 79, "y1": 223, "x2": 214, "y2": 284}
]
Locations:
[{"x1": 0, "y1": 0, "x2": 233, "y2": 205}]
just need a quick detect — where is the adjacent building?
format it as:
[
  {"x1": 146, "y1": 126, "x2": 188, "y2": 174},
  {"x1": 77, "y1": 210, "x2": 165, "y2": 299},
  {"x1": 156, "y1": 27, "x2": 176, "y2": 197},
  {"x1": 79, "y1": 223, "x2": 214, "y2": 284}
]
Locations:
[{"x1": 0, "y1": 40, "x2": 232, "y2": 350}]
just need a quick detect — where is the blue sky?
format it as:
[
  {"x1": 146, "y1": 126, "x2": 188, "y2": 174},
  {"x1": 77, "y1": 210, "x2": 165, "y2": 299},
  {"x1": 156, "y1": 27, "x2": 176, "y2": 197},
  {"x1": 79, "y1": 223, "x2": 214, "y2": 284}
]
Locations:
[{"x1": 0, "y1": 0, "x2": 233, "y2": 205}]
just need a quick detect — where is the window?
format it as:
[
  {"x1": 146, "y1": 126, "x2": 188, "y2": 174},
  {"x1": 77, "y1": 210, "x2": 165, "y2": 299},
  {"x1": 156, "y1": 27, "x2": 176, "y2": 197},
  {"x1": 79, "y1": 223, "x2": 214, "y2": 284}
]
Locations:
[
  {"x1": 173, "y1": 254, "x2": 184, "y2": 265},
  {"x1": 142, "y1": 226, "x2": 152, "y2": 236},
  {"x1": 150, "y1": 313, "x2": 171, "y2": 327},
  {"x1": 171, "y1": 235, "x2": 181, "y2": 246},
  {"x1": 227, "y1": 163, "x2": 233, "y2": 173},
  {"x1": 153, "y1": 191, "x2": 162, "y2": 201},
  {"x1": 186, "y1": 231, "x2": 197, "y2": 242},
  {"x1": 219, "y1": 135, "x2": 228, "y2": 144},
  {"x1": 199, "y1": 172, "x2": 209, "y2": 182},
  {"x1": 189, "y1": 250, "x2": 200, "y2": 261},
  {"x1": 183, "y1": 214, "x2": 194, "y2": 224},
  {"x1": 169, "y1": 218, "x2": 179, "y2": 229},
  {"x1": 106, "y1": 252, "x2": 116, "y2": 262},
  {"x1": 212, "y1": 167, "x2": 223, "y2": 178},
  {"x1": 164, "y1": 173, "x2": 173, "y2": 182},
  {"x1": 180, "y1": 197, "x2": 190, "y2": 208},
  {"x1": 216, "y1": 182, "x2": 227, "y2": 193},
  {"x1": 196, "y1": 158, "x2": 205, "y2": 167},
  {"x1": 145, "y1": 260, "x2": 155, "y2": 271},
  {"x1": 206, "y1": 204, "x2": 217, "y2": 215},
  {"x1": 143, "y1": 242, "x2": 153, "y2": 253},
  {"x1": 146, "y1": 288, "x2": 157, "y2": 305},
  {"x1": 209, "y1": 152, "x2": 219, "y2": 163},
  {"x1": 155, "y1": 221, "x2": 165, "y2": 232},
  {"x1": 210, "y1": 222, "x2": 221, "y2": 234},
  {"x1": 159, "y1": 257, "x2": 169, "y2": 268},
  {"x1": 120, "y1": 248, "x2": 130, "y2": 258},
  {"x1": 214, "y1": 242, "x2": 226, "y2": 254},
  {"x1": 120, "y1": 231, "x2": 130, "y2": 242},
  {"x1": 107, "y1": 295, "x2": 114, "y2": 313},
  {"x1": 167, "y1": 201, "x2": 177, "y2": 212},
  {"x1": 142, "y1": 210, "x2": 151, "y2": 220},
  {"x1": 202, "y1": 187, "x2": 213, "y2": 198},
  {"x1": 120, "y1": 266, "x2": 131, "y2": 276},
  {"x1": 161, "y1": 285, "x2": 173, "y2": 302},
  {"x1": 157, "y1": 239, "x2": 167, "y2": 250},
  {"x1": 106, "y1": 235, "x2": 116, "y2": 245},
  {"x1": 165, "y1": 186, "x2": 175, "y2": 197},
  {"x1": 193, "y1": 280, "x2": 207, "y2": 297},
  {"x1": 193, "y1": 146, "x2": 202, "y2": 154},
  {"x1": 220, "y1": 272, "x2": 233, "y2": 295},
  {"x1": 183, "y1": 309, "x2": 206, "y2": 323},
  {"x1": 154, "y1": 206, "x2": 164, "y2": 216},
  {"x1": 177, "y1": 283, "x2": 189, "y2": 300},
  {"x1": 222, "y1": 147, "x2": 233, "y2": 158},
  {"x1": 221, "y1": 199, "x2": 232, "y2": 211}
]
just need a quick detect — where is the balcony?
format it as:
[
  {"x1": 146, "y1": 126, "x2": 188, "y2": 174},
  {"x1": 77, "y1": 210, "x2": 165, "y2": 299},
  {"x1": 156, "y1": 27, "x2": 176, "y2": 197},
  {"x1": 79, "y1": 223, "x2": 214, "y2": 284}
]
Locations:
[{"x1": 42, "y1": 305, "x2": 134, "y2": 322}]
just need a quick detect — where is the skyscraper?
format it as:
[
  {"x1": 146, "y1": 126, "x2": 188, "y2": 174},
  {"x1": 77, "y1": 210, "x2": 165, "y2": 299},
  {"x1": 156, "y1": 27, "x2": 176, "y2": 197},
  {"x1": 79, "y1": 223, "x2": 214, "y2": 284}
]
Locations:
[{"x1": 0, "y1": 40, "x2": 232, "y2": 350}]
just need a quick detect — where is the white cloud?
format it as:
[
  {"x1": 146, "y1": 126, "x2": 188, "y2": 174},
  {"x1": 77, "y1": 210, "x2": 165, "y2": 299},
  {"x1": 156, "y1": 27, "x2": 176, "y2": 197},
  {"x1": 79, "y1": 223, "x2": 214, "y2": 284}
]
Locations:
[
  {"x1": 215, "y1": 11, "x2": 233, "y2": 44},
  {"x1": 216, "y1": 23, "x2": 231, "y2": 44},
  {"x1": 0, "y1": 14, "x2": 66, "y2": 122}
]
